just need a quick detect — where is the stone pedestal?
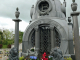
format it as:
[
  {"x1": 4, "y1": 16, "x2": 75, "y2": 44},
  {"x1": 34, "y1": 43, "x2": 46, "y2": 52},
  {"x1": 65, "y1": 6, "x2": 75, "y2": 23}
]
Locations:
[{"x1": 71, "y1": 12, "x2": 80, "y2": 60}]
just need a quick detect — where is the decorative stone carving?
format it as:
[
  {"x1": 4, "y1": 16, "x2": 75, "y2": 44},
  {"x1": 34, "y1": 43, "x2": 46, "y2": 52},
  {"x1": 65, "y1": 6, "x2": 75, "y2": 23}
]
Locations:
[
  {"x1": 15, "y1": 7, "x2": 20, "y2": 18},
  {"x1": 36, "y1": 0, "x2": 52, "y2": 15},
  {"x1": 50, "y1": 47, "x2": 65, "y2": 60},
  {"x1": 72, "y1": 0, "x2": 75, "y2": 2},
  {"x1": 30, "y1": 5, "x2": 34, "y2": 19},
  {"x1": 71, "y1": 2, "x2": 77, "y2": 11},
  {"x1": 9, "y1": 47, "x2": 18, "y2": 60},
  {"x1": 68, "y1": 17, "x2": 71, "y2": 23}
]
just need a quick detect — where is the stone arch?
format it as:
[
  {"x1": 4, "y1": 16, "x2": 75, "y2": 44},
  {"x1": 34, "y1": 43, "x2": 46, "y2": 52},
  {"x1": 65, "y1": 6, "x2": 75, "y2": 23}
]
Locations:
[{"x1": 22, "y1": 19, "x2": 68, "y2": 54}]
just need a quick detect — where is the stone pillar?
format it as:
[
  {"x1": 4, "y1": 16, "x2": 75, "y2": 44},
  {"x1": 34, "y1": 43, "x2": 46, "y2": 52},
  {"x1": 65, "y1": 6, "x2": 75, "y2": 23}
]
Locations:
[
  {"x1": 13, "y1": 19, "x2": 21, "y2": 52},
  {"x1": 71, "y1": 1, "x2": 80, "y2": 60},
  {"x1": 71, "y1": 12, "x2": 80, "y2": 60},
  {"x1": 13, "y1": 7, "x2": 22, "y2": 55},
  {"x1": 35, "y1": 26, "x2": 40, "y2": 53},
  {"x1": 50, "y1": 27, "x2": 55, "y2": 51}
]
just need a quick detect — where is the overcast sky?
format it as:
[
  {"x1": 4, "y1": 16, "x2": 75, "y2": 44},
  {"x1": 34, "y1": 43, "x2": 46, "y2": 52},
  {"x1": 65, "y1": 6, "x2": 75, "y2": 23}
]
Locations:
[{"x1": 0, "y1": 0, "x2": 80, "y2": 34}]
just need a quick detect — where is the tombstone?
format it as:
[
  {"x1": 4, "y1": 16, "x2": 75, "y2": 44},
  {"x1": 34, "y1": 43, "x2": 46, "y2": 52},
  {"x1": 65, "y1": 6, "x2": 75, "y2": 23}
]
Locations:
[{"x1": 20, "y1": 0, "x2": 74, "y2": 58}]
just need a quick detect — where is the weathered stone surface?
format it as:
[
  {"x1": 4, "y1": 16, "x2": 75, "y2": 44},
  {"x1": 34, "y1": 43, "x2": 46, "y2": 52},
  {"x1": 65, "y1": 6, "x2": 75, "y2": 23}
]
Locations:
[
  {"x1": 9, "y1": 47, "x2": 18, "y2": 60},
  {"x1": 50, "y1": 47, "x2": 65, "y2": 60}
]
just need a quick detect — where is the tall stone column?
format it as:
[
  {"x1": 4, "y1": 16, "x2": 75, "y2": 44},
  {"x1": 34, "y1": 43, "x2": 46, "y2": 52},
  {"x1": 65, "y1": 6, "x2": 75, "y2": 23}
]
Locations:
[
  {"x1": 71, "y1": 1, "x2": 80, "y2": 60},
  {"x1": 35, "y1": 27, "x2": 40, "y2": 53},
  {"x1": 13, "y1": 7, "x2": 22, "y2": 55},
  {"x1": 50, "y1": 27, "x2": 55, "y2": 51}
]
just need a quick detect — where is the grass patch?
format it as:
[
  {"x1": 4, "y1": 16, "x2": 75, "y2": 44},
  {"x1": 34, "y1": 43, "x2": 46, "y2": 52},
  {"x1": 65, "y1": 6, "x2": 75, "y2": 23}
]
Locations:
[{"x1": 2, "y1": 45, "x2": 7, "y2": 48}]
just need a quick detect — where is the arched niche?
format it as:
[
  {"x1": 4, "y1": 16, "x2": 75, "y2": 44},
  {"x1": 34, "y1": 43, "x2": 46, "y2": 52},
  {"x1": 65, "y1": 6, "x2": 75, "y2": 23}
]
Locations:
[{"x1": 22, "y1": 19, "x2": 68, "y2": 54}]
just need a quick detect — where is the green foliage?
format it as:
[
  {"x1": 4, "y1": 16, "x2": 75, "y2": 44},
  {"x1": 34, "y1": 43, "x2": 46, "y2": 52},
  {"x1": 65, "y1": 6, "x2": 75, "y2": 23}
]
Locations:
[
  {"x1": 2, "y1": 40, "x2": 7, "y2": 45},
  {"x1": 0, "y1": 31, "x2": 3, "y2": 40},
  {"x1": 0, "y1": 29, "x2": 23, "y2": 49},
  {"x1": 48, "y1": 57, "x2": 53, "y2": 60},
  {"x1": 31, "y1": 49, "x2": 34, "y2": 52},
  {"x1": 2, "y1": 45, "x2": 7, "y2": 48},
  {"x1": 37, "y1": 58, "x2": 39, "y2": 60},
  {"x1": 0, "y1": 29, "x2": 14, "y2": 45},
  {"x1": 64, "y1": 57, "x2": 72, "y2": 60},
  {"x1": 3, "y1": 29, "x2": 14, "y2": 40},
  {"x1": 19, "y1": 31, "x2": 23, "y2": 43},
  {"x1": 19, "y1": 56, "x2": 24, "y2": 60},
  {"x1": 7, "y1": 40, "x2": 14, "y2": 45}
]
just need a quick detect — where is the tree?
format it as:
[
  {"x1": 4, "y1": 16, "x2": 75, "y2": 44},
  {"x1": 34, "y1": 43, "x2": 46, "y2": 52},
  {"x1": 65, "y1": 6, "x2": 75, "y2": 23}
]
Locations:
[
  {"x1": 0, "y1": 30, "x2": 3, "y2": 44},
  {"x1": 3, "y1": 29, "x2": 14, "y2": 40},
  {"x1": 19, "y1": 31, "x2": 23, "y2": 43}
]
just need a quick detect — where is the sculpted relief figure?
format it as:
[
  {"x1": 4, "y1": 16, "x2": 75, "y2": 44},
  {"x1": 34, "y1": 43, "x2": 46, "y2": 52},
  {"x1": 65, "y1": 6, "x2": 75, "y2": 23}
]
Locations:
[
  {"x1": 50, "y1": 47, "x2": 65, "y2": 60},
  {"x1": 9, "y1": 47, "x2": 18, "y2": 60}
]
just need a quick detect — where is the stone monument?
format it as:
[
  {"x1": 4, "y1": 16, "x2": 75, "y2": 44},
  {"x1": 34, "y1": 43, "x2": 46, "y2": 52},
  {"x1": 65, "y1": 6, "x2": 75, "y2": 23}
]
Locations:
[
  {"x1": 21, "y1": 0, "x2": 74, "y2": 57},
  {"x1": 10, "y1": 0, "x2": 80, "y2": 60},
  {"x1": 9, "y1": 0, "x2": 80, "y2": 60},
  {"x1": 9, "y1": 8, "x2": 22, "y2": 60}
]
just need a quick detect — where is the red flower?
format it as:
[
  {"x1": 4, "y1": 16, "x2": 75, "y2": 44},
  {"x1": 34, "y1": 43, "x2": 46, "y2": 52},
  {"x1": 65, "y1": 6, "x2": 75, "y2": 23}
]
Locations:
[{"x1": 42, "y1": 52, "x2": 48, "y2": 60}]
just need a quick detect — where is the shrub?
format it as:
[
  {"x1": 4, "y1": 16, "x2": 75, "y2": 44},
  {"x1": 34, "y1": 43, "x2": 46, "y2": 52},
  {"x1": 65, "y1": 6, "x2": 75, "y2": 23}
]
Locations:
[
  {"x1": 64, "y1": 57, "x2": 72, "y2": 60},
  {"x1": 30, "y1": 49, "x2": 34, "y2": 52},
  {"x1": 7, "y1": 44, "x2": 11, "y2": 48},
  {"x1": 19, "y1": 56, "x2": 24, "y2": 60},
  {"x1": 3, "y1": 40, "x2": 8, "y2": 45},
  {"x1": 0, "y1": 44, "x2": 3, "y2": 48}
]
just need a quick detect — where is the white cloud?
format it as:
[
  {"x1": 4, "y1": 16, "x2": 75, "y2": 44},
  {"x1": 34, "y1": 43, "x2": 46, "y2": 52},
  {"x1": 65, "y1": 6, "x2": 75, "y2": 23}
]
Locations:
[
  {"x1": 0, "y1": 17, "x2": 29, "y2": 32},
  {"x1": 19, "y1": 20, "x2": 29, "y2": 32}
]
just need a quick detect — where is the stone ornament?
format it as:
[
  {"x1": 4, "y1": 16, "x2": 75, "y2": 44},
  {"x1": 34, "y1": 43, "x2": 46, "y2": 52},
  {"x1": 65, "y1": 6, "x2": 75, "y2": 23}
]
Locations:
[
  {"x1": 36, "y1": 0, "x2": 52, "y2": 15},
  {"x1": 15, "y1": 7, "x2": 20, "y2": 18},
  {"x1": 68, "y1": 17, "x2": 71, "y2": 23},
  {"x1": 30, "y1": 5, "x2": 34, "y2": 19},
  {"x1": 72, "y1": 0, "x2": 75, "y2": 2},
  {"x1": 50, "y1": 47, "x2": 65, "y2": 60},
  {"x1": 71, "y1": 0, "x2": 77, "y2": 11},
  {"x1": 9, "y1": 47, "x2": 18, "y2": 60}
]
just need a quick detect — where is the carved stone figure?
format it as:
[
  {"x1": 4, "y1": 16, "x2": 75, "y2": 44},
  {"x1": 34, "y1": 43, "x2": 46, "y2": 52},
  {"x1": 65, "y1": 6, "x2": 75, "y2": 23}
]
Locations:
[
  {"x1": 9, "y1": 47, "x2": 18, "y2": 60},
  {"x1": 15, "y1": 7, "x2": 20, "y2": 18},
  {"x1": 50, "y1": 47, "x2": 65, "y2": 60}
]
